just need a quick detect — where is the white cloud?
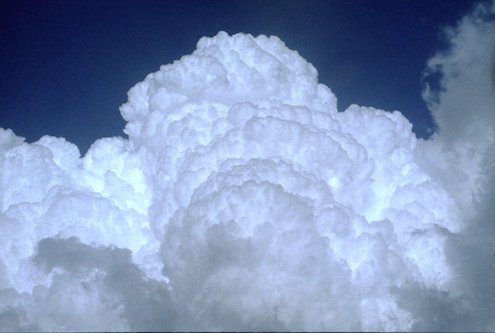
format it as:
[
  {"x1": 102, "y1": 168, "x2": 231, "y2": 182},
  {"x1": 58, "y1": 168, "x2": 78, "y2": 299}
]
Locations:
[
  {"x1": 410, "y1": 1, "x2": 495, "y2": 330},
  {"x1": 1, "y1": 2, "x2": 494, "y2": 329},
  {"x1": 420, "y1": 0, "x2": 495, "y2": 209}
]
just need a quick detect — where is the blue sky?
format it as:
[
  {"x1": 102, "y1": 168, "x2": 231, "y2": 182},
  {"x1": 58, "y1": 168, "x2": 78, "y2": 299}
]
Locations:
[{"x1": 0, "y1": 0, "x2": 476, "y2": 154}]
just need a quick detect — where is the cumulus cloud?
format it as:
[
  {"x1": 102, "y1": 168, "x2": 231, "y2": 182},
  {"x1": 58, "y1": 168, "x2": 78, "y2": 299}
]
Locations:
[
  {"x1": 416, "y1": 1, "x2": 495, "y2": 330},
  {"x1": 0, "y1": 2, "x2": 494, "y2": 330}
]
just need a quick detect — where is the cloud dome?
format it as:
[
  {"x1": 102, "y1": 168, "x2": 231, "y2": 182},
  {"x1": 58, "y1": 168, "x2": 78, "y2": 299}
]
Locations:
[{"x1": 1, "y1": 4, "x2": 494, "y2": 329}]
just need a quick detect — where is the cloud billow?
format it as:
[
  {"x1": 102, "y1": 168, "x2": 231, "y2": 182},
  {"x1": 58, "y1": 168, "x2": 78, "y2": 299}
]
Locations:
[{"x1": 0, "y1": 2, "x2": 494, "y2": 330}]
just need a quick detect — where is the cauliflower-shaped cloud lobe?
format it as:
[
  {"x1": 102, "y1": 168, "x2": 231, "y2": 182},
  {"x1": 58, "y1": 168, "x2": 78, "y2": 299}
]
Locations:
[{"x1": 0, "y1": 25, "x2": 493, "y2": 331}]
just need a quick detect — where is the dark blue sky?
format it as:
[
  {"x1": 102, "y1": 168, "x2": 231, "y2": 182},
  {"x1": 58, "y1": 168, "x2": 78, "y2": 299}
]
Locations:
[{"x1": 0, "y1": 0, "x2": 476, "y2": 154}]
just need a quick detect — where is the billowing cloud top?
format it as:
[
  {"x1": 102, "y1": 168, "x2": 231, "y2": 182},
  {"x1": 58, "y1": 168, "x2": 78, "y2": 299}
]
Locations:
[{"x1": 1, "y1": 2, "x2": 494, "y2": 330}]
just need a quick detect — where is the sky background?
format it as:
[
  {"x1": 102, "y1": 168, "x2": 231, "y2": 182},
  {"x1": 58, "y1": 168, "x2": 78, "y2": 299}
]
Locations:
[{"x1": 0, "y1": 0, "x2": 477, "y2": 154}]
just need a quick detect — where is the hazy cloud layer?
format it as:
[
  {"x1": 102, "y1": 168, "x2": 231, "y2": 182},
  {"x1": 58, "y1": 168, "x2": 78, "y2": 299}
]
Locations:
[{"x1": 0, "y1": 1, "x2": 494, "y2": 330}]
